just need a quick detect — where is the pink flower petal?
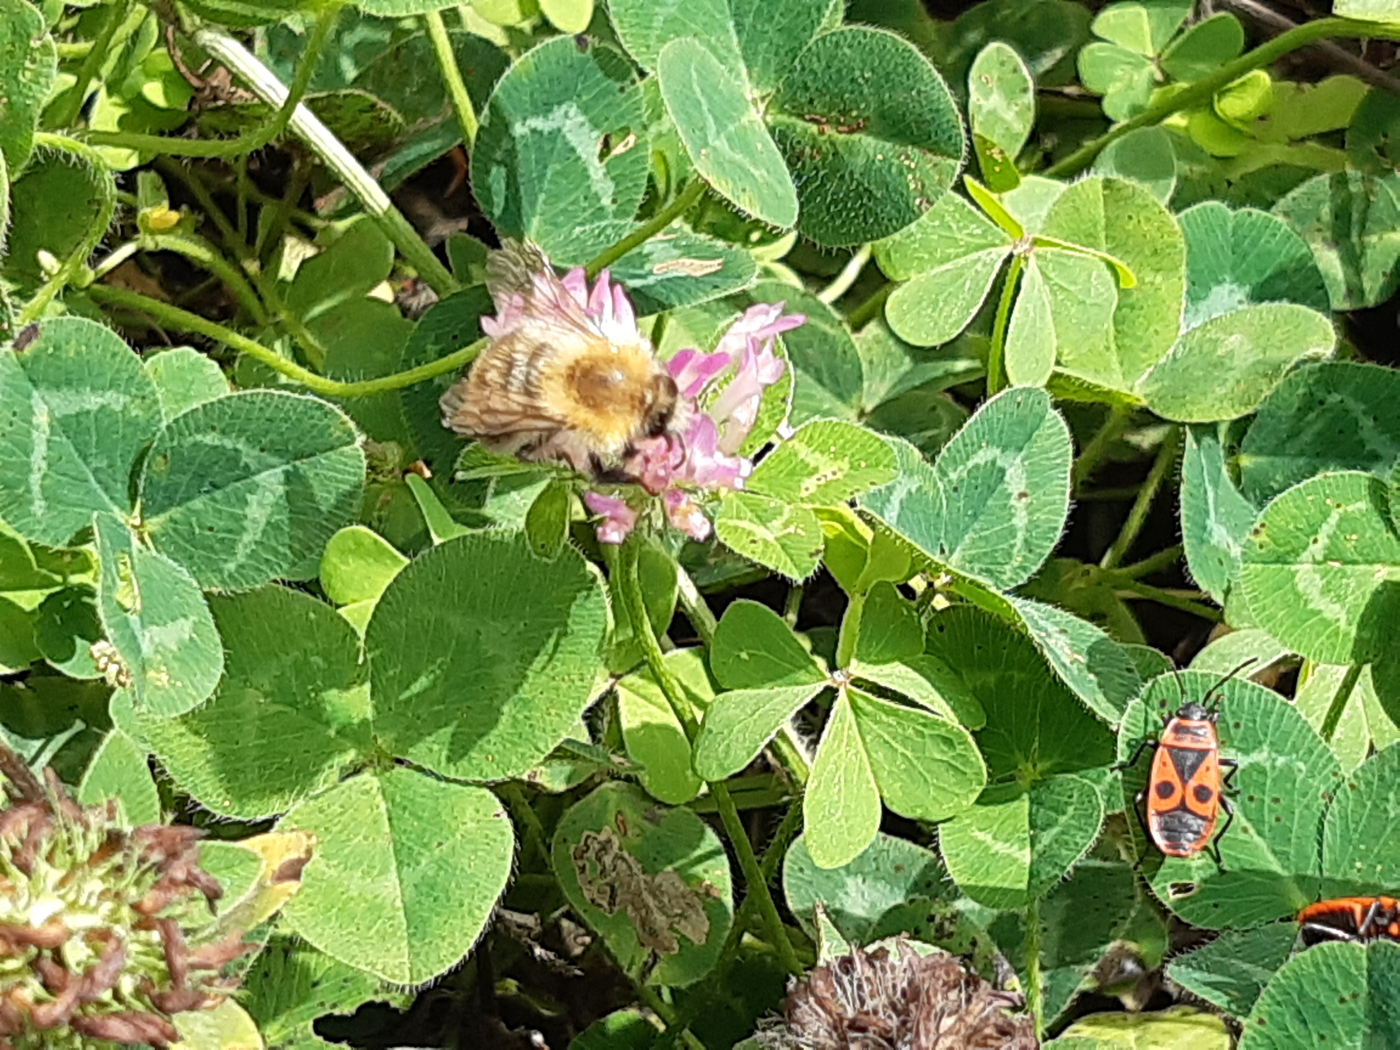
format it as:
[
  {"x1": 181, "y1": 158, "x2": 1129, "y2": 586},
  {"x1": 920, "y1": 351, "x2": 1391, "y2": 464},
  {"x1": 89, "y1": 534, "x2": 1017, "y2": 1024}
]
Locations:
[
  {"x1": 587, "y1": 269, "x2": 613, "y2": 319},
  {"x1": 679, "y1": 414, "x2": 751, "y2": 489},
  {"x1": 560, "y1": 267, "x2": 588, "y2": 306},
  {"x1": 612, "y1": 284, "x2": 635, "y2": 330},
  {"x1": 667, "y1": 348, "x2": 732, "y2": 399},
  {"x1": 584, "y1": 491, "x2": 638, "y2": 545},
  {"x1": 665, "y1": 489, "x2": 712, "y2": 541}
]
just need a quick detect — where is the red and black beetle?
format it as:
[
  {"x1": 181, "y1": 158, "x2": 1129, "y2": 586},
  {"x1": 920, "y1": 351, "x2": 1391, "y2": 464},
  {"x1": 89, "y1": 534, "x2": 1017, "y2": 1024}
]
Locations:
[
  {"x1": 1126, "y1": 662, "x2": 1254, "y2": 863},
  {"x1": 1298, "y1": 896, "x2": 1400, "y2": 946}
]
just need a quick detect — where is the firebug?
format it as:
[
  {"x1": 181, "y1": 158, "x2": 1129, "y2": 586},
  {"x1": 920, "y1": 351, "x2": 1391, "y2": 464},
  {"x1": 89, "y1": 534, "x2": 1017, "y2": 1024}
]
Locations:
[
  {"x1": 1126, "y1": 661, "x2": 1254, "y2": 864},
  {"x1": 1298, "y1": 896, "x2": 1400, "y2": 946}
]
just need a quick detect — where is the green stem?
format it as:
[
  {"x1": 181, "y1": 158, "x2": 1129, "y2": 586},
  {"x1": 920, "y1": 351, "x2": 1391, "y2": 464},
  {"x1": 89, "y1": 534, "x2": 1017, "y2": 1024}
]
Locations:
[
  {"x1": 1110, "y1": 577, "x2": 1222, "y2": 621},
  {"x1": 153, "y1": 157, "x2": 328, "y2": 368},
  {"x1": 498, "y1": 783, "x2": 549, "y2": 868},
  {"x1": 783, "y1": 583, "x2": 804, "y2": 627},
  {"x1": 19, "y1": 134, "x2": 117, "y2": 324},
  {"x1": 688, "y1": 785, "x2": 791, "y2": 813},
  {"x1": 87, "y1": 284, "x2": 485, "y2": 397},
  {"x1": 425, "y1": 10, "x2": 479, "y2": 146},
  {"x1": 52, "y1": 0, "x2": 136, "y2": 128},
  {"x1": 769, "y1": 728, "x2": 810, "y2": 789},
  {"x1": 1320, "y1": 663, "x2": 1364, "y2": 743},
  {"x1": 1025, "y1": 896, "x2": 1043, "y2": 1039},
  {"x1": 674, "y1": 564, "x2": 718, "y2": 647},
  {"x1": 85, "y1": 7, "x2": 339, "y2": 159},
  {"x1": 1100, "y1": 426, "x2": 1181, "y2": 570},
  {"x1": 1072, "y1": 404, "x2": 1133, "y2": 495},
  {"x1": 817, "y1": 244, "x2": 871, "y2": 304},
  {"x1": 637, "y1": 987, "x2": 704, "y2": 1050},
  {"x1": 144, "y1": 233, "x2": 270, "y2": 325},
  {"x1": 1045, "y1": 17, "x2": 1400, "y2": 178},
  {"x1": 1116, "y1": 543, "x2": 1184, "y2": 580},
  {"x1": 126, "y1": 25, "x2": 459, "y2": 296},
  {"x1": 585, "y1": 178, "x2": 707, "y2": 278},
  {"x1": 835, "y1": 592, "x2": 864, "y2": 669},
  {"x1": 710, "y1": 781, "x2": 802, "y2": 973},
  {"x1": 1075, "y1": 485, "x2": 1143, "y2": 502},
  {"x1": 986, "y1": 254, "x2": 1025, "y2": 395},
  {"x1": 617, "y1": 537, "x2": 802, "y2": 976},
  {"x1": 845, "y1": 281, "x2": 891, "y2": 330}
]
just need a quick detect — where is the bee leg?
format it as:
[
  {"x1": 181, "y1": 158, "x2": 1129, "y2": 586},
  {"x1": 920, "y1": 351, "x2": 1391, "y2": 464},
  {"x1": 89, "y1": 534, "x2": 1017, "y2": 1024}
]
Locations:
[
  {"x1": 592, "y1": 465, "x2": 641, "y2": 485},
  {"x1": 585, "y1": 453, "x2": 642, "y2": 485}
]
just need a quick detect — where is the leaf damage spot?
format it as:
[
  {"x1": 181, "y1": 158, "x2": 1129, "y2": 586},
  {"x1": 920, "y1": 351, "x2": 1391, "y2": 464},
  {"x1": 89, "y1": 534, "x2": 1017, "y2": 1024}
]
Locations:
[
  {"x1": 652, "y1": 257, "x2": 724, "y2": 278},
  {"x1": 571, "y1": 826, "x2": 711, "y2": 954}
]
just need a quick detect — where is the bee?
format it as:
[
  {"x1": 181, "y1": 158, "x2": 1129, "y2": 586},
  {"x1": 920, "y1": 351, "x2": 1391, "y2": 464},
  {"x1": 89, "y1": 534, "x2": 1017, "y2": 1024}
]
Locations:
[{"x1": 440, "y1": 244, "x2": 680, "y2": 482}]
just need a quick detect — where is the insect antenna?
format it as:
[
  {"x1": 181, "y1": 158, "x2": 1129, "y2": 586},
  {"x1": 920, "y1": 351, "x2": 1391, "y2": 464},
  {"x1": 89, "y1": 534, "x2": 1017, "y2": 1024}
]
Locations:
[{"x1": 1200, "y1": 658, "x2": 1260, "y2": 712}]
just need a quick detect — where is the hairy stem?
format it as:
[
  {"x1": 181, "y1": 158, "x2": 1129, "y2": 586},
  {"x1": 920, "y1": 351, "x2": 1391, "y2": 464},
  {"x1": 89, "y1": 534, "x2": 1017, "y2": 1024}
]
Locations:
[
  {"x1": 585, "y1": 178, "x2": 707, "y2": 278},
  {"x1": 144, "y1": 232, "x2": 270, "y2": 325},
  {"x1": 1320, "y1": 663, "x2": 1364, "y2": 743},
  {"x1": 674, "y1": 564, "x2": 719, "y2": 647},
  {"x1": 498, "y1": 783, "x2": 549, "y2": 869},
  {"x1": 618, "y1": 538, "x2": 803, "y2": 976},
  {"x1": 425, "y1": 11, "x2": 479, "y2": 146},
  {"x1": 87, "y1": 284, "x2": 485, "y2": 397},
  {"x1": 986, "y1": 254, "x2": 1025, "y2": 395},
  {"x1": 1101, "y1": 426, "x2": 1181, "y2": 570},
  {"x1": 1045, "y1": 17, "x2": 1400, "y2": 177},
  {"x1": 1116, "y1": 543, "x2": 1184, "y2": 580},
  {"x1": 1071, "y1": 404, "x2": 1133, "y2": 495},
  {"x1": 1025, "y1": 896, "x2": 1043, "y2": 1038},
  {"x1": 845, "y1": 281, "x2": 891, "y2": 330},
  {"x1": 1110, "y1": 577, "x2": 1223, "y2": 622}
]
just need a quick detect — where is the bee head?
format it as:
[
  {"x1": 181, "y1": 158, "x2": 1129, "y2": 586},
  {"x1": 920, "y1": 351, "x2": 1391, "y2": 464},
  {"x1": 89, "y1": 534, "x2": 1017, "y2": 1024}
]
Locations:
[{"x1": 643, "y1": 373, "x2": 680, "y2": 437}]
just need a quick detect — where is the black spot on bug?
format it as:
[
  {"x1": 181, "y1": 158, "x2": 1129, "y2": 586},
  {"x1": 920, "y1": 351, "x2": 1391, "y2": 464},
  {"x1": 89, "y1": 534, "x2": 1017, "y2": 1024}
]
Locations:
[
  {"x1": 1193, "y1": 784, "x2": 1214, "y2": 804},
  {"x1": 1155, "y1": 782, "x2": 1174, "y2": 799}
]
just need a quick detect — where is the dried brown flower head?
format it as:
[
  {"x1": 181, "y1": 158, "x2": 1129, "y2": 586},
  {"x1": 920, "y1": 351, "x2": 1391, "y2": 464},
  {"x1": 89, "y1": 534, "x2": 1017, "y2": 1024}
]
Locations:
[
  {"x1": 0, "y1": 752, "x2": 250, "y2": 1050},
  {"x1": 760, "y1": 937, "x2": 1038, "y2": 1050}
]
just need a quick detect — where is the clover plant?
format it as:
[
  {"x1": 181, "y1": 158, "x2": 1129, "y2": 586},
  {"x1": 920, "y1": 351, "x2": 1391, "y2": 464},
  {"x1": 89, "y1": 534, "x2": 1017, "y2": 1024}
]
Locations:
[{"x1": 3, "y1": 0, "x2": 1400, "y2": 1047}]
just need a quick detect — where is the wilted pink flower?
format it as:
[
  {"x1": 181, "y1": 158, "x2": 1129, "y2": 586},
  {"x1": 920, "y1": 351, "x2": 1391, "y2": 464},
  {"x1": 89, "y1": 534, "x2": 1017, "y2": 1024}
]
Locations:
[{"x1": 583, "y1": 299, "x2": 804, "y2": 544}]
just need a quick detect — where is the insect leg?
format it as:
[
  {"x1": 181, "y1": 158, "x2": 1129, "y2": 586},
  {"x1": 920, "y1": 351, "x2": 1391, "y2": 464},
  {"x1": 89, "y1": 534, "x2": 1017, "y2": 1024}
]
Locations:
[
  {"x1": 1208, "y1": 795, "x2": 1236, "y2": 870},
  {"x1": 1359, "y1": 898, "x2": 1386, "y2": 939},
  {"x1": 1220, "y1": 758, "x2": 1239, "y2": 792},
  {"x1": 1113, "y1": 736, "x2": 1159, "y2": 773},
  {"x1": 1302, "y1": 921, "x2": 1358, "y2": 944}
]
